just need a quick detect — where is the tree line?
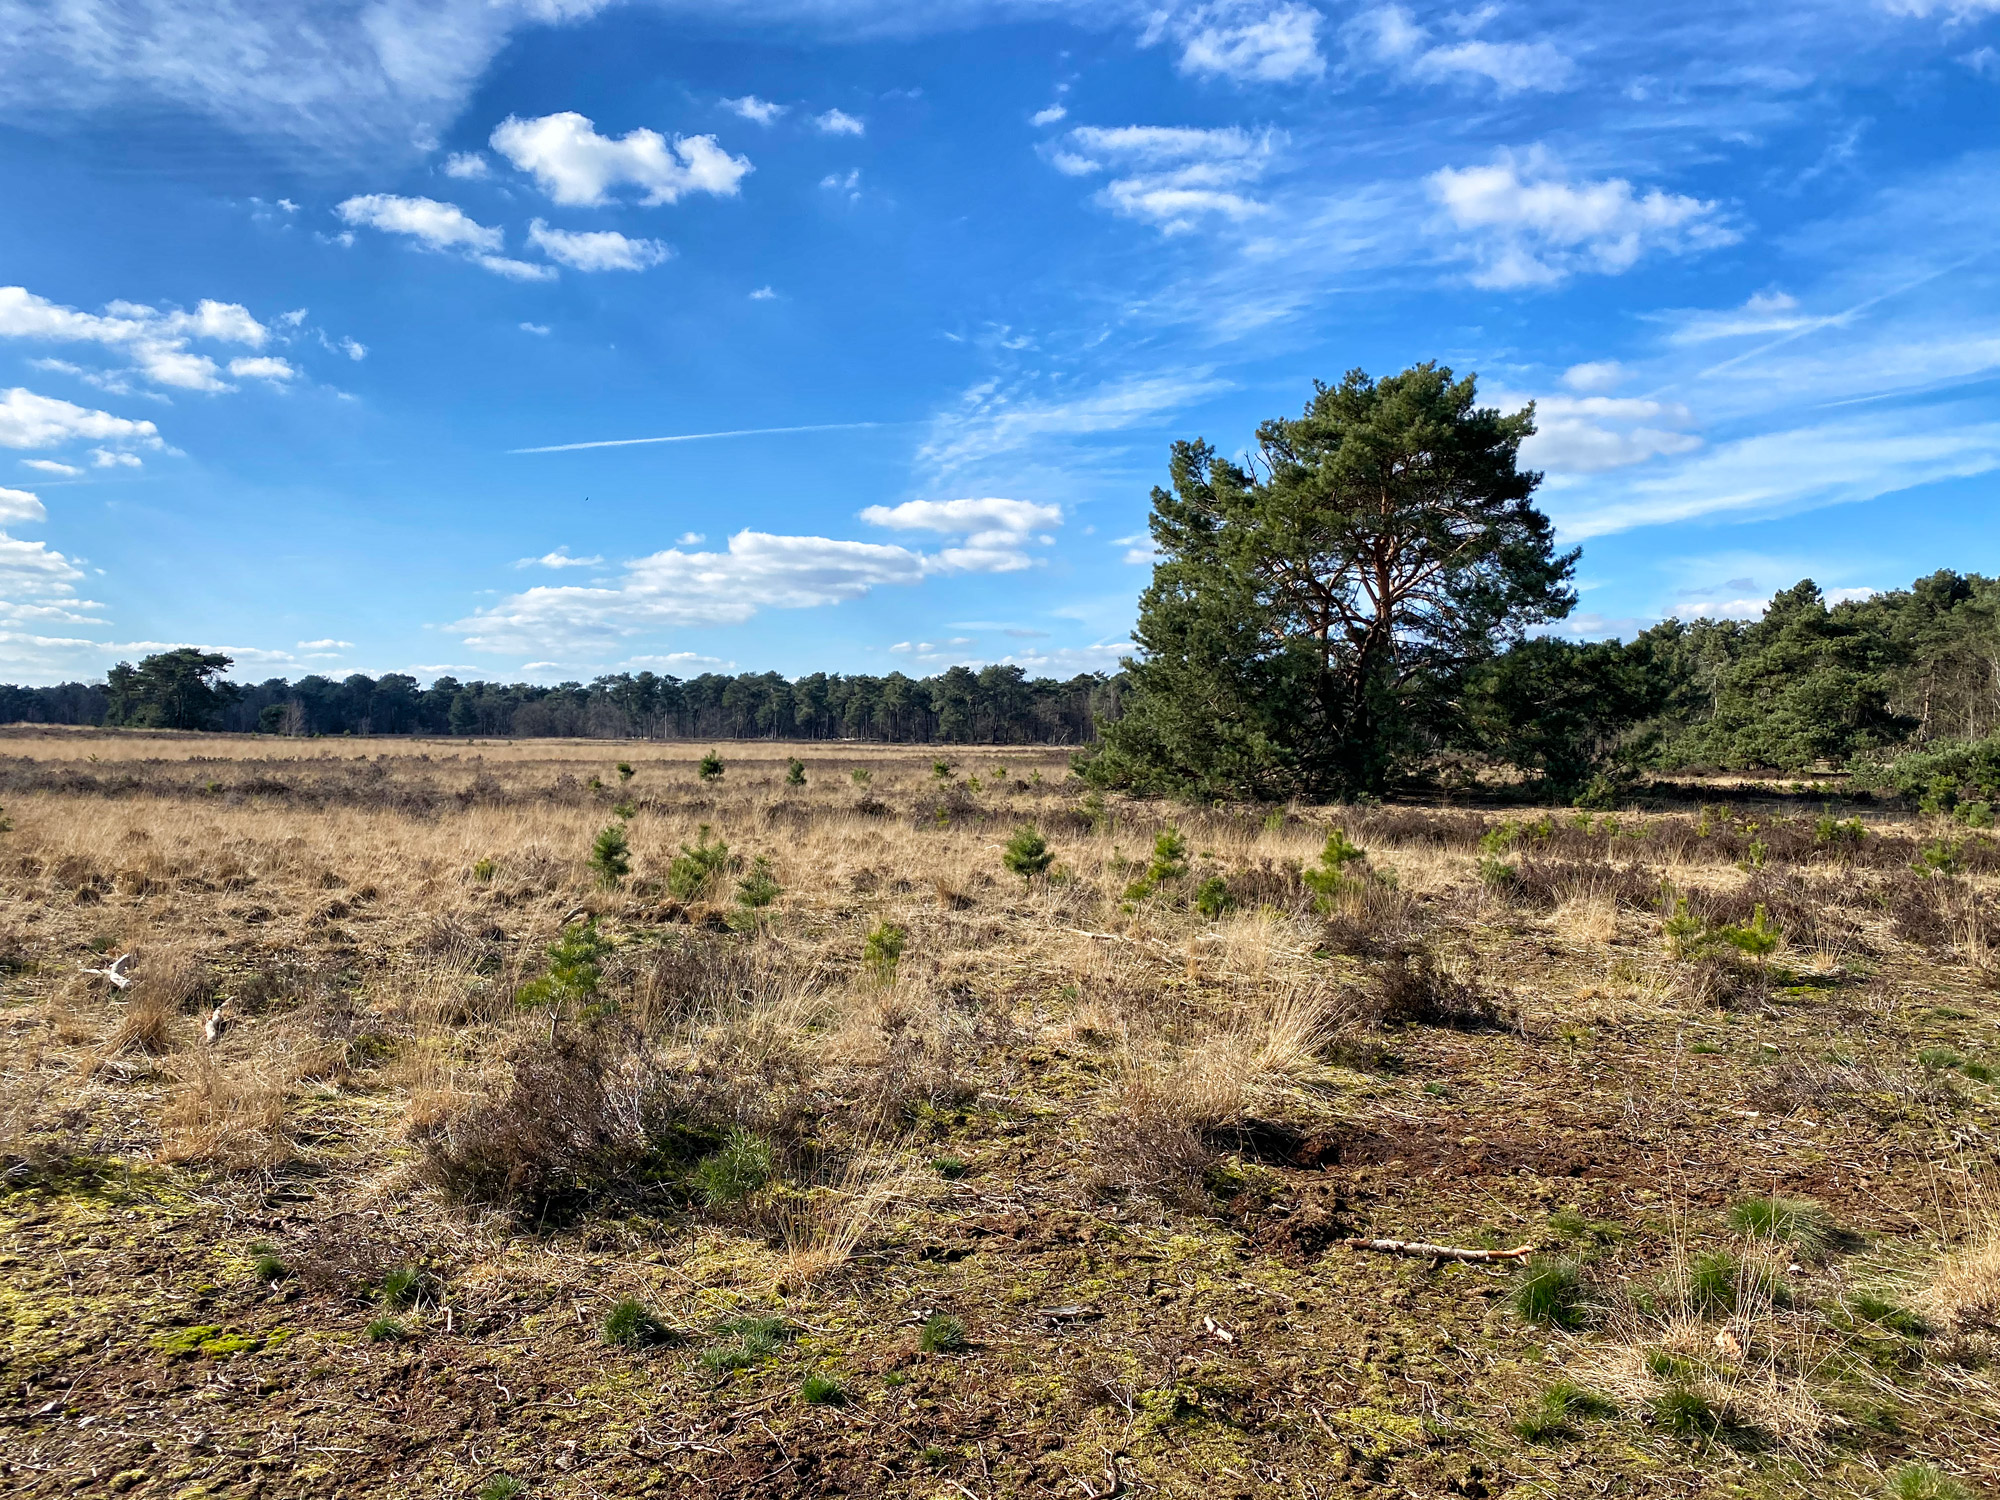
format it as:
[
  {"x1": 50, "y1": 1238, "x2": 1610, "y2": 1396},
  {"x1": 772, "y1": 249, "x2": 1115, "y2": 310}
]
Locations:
[
  {"x1": 9, "y1": 363, "x2": 1999, "y2": 801},
  {"x1": 61, "y1": 654, "x2": 1119, "y2": 745}
]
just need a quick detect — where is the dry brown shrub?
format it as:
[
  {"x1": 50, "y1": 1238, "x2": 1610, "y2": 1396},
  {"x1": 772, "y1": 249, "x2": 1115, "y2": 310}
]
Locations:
[
  {"x1": 158, "y1": 1054, "x2": 291, "y2": 1172},
  {"x1": 768, "y1": 1151, "x2": 917, "y2": 1285},
  {"x1": 1373, "y1": 947, "x2": 1509, "y2": 1030},
  {"x1": 133, "y1": 943, "x2": 213, "y2": 1014}
]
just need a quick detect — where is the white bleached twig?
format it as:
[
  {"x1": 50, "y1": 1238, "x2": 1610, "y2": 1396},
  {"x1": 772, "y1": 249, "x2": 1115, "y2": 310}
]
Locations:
[{"x1": 80, "y1": 953, "x2": 133, "y2": 991}]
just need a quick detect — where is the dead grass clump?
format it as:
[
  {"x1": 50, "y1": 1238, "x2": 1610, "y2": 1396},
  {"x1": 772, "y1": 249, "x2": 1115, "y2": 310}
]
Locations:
[
  {"x1": 97, "y1": 990, "x2": 177, "y2": 1062},
  {"x1": 134, "y1": 943, "x2": 214, "y2": 1014},
  {"x1": 413, "y1": 1028, "x2": 728, "y2": 1223},
  {"x1": 1922, "y1": 1220, "x2": 2000, "y2": 1361},
  {"x1": 1373, "y1": 948, "x2": 1509, "y2": 1030},
  {"x1": 768, "y1": 1152, "x2": 917, "y2": 1285},
  {"x1": 1511, "y1": 859, "x2": 1659, "y2": 916},
  {"x1": 1089, "y1": 993, "x2": 1340, "y2": 1204},
  {"x1": 158, "y1": 1055, "x2": 291, "y2": 1172}
]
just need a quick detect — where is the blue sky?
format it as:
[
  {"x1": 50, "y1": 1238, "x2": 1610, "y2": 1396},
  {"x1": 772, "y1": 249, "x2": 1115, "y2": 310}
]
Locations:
[{"x1": 1, "y1": 0, "x2": 1997, "y2": 686}]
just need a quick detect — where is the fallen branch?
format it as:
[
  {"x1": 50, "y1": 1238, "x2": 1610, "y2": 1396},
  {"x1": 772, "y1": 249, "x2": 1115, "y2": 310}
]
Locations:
[
  {"x1": 1340, "y1": 1237, "x2": 1534, "y2": 1263},
  {"x1": 80, "y1": 953, "x2": 133, "y2": 991}
]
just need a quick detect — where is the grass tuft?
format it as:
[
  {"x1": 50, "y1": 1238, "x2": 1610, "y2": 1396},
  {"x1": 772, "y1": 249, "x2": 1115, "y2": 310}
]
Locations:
[
  {"x1": 1727, "y1": 1194, "x2": 1835, "y2": 1258},
  {"x1": 1513, "y1": 1255, "x2": 1587, "y2": 1329},
  {"x1": 602, "y1": 1297, "x2": 674, "y2": 1348},
  {"x1": 1886, "y1": 1463, "x2": 1974, "y2": 1500},
  {"x1": 692, "y1": 1128, "x2": 774, "y2": 1207},
  {"x1": 919, "y1": 1313, "x2": 968, "y2": 1354},
  {"x1": 800, "y1": 1372, "x2": 845, "y2": 1405}
]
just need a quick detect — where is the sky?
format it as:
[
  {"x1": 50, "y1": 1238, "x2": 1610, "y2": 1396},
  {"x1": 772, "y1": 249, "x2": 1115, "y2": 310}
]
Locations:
[{"x1": 1, "y1": 0, "x2": 1998, "y2": 687}]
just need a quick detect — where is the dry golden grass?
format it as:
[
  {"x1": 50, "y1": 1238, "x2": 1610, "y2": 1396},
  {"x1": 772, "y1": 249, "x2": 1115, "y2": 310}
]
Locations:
[{"x1": 6, "y1": 731, "x2": 2000, "y2": 1496}]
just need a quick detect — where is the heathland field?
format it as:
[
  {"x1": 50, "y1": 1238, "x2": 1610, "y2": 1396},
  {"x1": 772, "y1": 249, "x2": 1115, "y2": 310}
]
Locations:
[{"x1": 1, "y1": 729, "x2": 1997, "y2": 1499}]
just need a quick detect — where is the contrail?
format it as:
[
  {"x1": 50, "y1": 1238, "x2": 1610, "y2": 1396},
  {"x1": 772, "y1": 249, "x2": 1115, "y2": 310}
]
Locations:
[{"x1": 510, "y1": 421, "x2": 886, "y2": 454}]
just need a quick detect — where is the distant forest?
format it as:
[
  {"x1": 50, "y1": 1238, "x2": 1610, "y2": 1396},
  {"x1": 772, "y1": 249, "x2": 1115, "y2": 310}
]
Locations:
[
  {"x1": 6, "y1": 569, "x2": 2000, "y2": 783},
  {"x1": 2, "y1": 664, "x2": 1121, "y2": 745}
]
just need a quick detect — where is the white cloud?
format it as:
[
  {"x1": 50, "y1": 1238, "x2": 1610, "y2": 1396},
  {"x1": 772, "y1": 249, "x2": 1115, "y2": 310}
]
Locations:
[
  {"x1": 296, "y1": 638, "x2": 353, "y2": 650},
  {"x1": 813, "y1": 107, "x2": 865, "y2": 136},
  {"x1": 1662, "y1": 290, "x2": 1828, "y2": 344},
  {"x1": 860, "y1": 496, "x2": 1063, "y2": 572},
  {"x1": 91, "y1": 448, "x2": 144, "y2": 468},
  {"x1": 1049, "y1": 125, "x2": 1278, "y2": 232},
  {"x1": 490, "y1": 111, "x2": 752, "y2": 206},
  {"x1": 228, "y1": 355, "x2": 296, "y2": 381},
  {"x1": 337, "y1": 192, "x2": 499, "y2": 251},
  {"x1": 1116, "y1": 530, "x2": 1161, "y2": 564},
  {"x1": 515, "y1": 548, "x2": 604, "y2": 568},
  {"x1": 0, "y1": 486, "x2": 46, "y2": 523},
  {"x1": 1030, "y1": 104, "x2": 1067, "y2": 126},
  {"x1": 1348, "y1": 5, "x2": 1575, "y2": 94},
  {"x1": 20, "y1": 459, "x2": 80, "y2": 476},
  {"x1": 475, "y1": 254, "x2": 559, "y2": 282},
  {"x1": 677, "y1": 532, "x2": 705, "y2": 545},
  {"x1": 724, "y1": 95, "x2": 786, "y2": 125},
  {"x1": 749, "y1": 286, "x2": 777, "y2": 300},
  {"x1": 0, "y1": 0, "x2": 620, "y2": 153},
  {"x1": 622, "y1": 651, "x2": 733, "y2": 671},
  {"x1": 527, "y1": 219, "x2": 670, "y2": 271},
  {"x1": 1520, "y1": 394, "x2": 1703, "y2": 475},
  {"x1": 0, "y1": 285, "x2": 275, "y2": 393},
  {"x1": 1549, "y1": 412, "x2": 2000, "y2": 539},
  {"x1": 919, "y1": 367, "x2": 1232, "y2": 471},
  {"x1": 1427, "y1": 147, "x2": 1738, "y2": 288},
  {"x1": 338, "y1": 336, "x2": 367, "y2": 360},
  {"x1": 457, "y1": 529, "x2": 929, "y2": 651},
  {"x1": 520, "y1": 321, "x2": 551, "y2": 335},
  {"x1": 820, "y1": 168, "x2": 861, "y2": 194},
  {"x1": 0, "y1": 388, "x2": 160, "y2": 452},
  {"x1": 1151, "y1": 2, "x2": 1326, "y2": 84},
  {"x1": 1964, "y1": 46, "x2": 2000, "y2": 78},
  {"x1": 441, "y1": 151, "x2": 489, "y2": 178},
  {"x1": 1561, "y1": 360, "x2": 1625, "y2": 393}
]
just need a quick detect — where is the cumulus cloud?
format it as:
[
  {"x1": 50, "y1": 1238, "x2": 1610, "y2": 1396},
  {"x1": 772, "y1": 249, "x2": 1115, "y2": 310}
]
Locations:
[
  {"x1": 490, "y1": 111, "x2": 752, "y2": 206},
  {"x1": 515, "y1": 547, "x2": 604, "y2": 568},
  {"x1": 1348, "y1": 5, "x2": 1575, "y2": 93},
  {"x1": 520, "y1": 321, "x2": 551, "y2": 334},
  {"x1": 91, "y1": 448, "x2": 143, "y2": 467},
  {"x1": 1561, "y1": 360, "x2": 1625, "y2": 393},
  {"x1": 526, "y1": 219, "x2": 670, "y2": 271},
  {"x1": 724, "y1": 95, "x2": 786, "y2": 125},
  {"x1": 1047, "y1": 124, "x2": 1278, "y2": 232},
  {"x1": 860, "y1": 496, "x2": 1063, "y2": 572},
  {"x1": 748, "y1": 286, "x2": 777, "y2": 300},
  {"x1": 813, "y1": 107, "x2": 865, "y2": 136},
  {"x1": 337, "y1": 194, "x2": 558, "y2": 279},
  {"x1": 228, "y1": 356, "x2": 296, "y2": 381},
  {"x1": 1521, "y1": 395, "x2": 1703, "y2": 474},
  {"x1": 1031, "y1": 104, "x2": 1067, "y2": 126},
  {"x1": 0, "y1": 387, "x2": 160, "y2": 452},
  {"x1": 0, "y1": 486, "x2": 46, "y2": 523},
  {"x1": 1149, "y1": 2, "x2": 1326, "y2": 84},
  {"x1": 456, "y1": 530, "x2": 928, "y2": 652},
  {"x1": 441, "y1": 151, "x2": 489, "y2": 178},
  {"x1": 337, "y1": 193, "x2": 500, "y2": 252},
  {"x1": 0, "y1": 285, "x2": 277, "y2": 394},
  {"x1": 1427, "y1": 148, "x2": 1737, "y2": 288}
]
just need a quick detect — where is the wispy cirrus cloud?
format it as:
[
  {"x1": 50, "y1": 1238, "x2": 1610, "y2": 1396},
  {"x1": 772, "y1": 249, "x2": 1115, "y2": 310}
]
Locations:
[
  {"x1": 1045, "y1": 124, "x2": 1280, "y2": 232},
  {"x1": 1347, "y1": 4, "x2": 1577, "y2": 94},
  {"x1": 1145, "y1": 2, "x2": 1326, "y2": 84}
]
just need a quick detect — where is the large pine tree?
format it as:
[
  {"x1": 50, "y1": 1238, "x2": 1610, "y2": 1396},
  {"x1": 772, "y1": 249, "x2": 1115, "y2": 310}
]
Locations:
[{"x1": 1089, "y1": 364, "x2": 1577, "y2": 799}]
